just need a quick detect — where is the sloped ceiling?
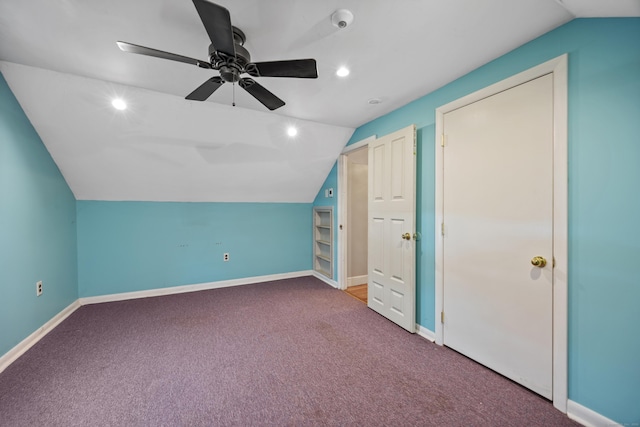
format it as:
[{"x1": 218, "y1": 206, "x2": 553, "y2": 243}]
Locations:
[
  {"x1": 0, "y1": 62, "x2": 352, "y2": 202},
  {"x1": 0, "y1": 0, "x2": 638, "y2": 202}
]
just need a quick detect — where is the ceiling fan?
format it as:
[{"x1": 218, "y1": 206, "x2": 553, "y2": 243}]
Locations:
[{"x1": 117, "y1": 0, "x2": 318, "y2": 111}]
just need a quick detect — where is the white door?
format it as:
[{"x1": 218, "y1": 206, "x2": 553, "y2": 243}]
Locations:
[
  {"x1": 442, "y1": 75, "x2": 554, "y2": 398},
  {"x1": 367, "y1": 125, "x2": 417, "y2": 333}
]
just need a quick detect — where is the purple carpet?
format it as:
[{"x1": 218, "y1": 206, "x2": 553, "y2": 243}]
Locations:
[{"x1": 0, "y1": 276, "x2": 579, "y2": 426}]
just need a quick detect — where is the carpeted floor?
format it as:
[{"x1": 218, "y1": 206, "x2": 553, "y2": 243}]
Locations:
[{"x1": 0, "y1": 276, "x2": 579, "y2": 426}]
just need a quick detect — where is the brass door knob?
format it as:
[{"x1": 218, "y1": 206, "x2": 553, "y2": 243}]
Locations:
[
  {"x1": 531, "y1": 256, "x2": 547, "y2": 268},
  {"x1": 402, "y1": 233, "x2": 411, "y2": 241}
]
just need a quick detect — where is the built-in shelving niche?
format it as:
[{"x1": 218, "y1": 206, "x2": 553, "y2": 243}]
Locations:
[{"x1": 313, "y1": 207, "x2": 333, "y2": 279}]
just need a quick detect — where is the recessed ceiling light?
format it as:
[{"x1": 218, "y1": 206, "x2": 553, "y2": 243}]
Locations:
[
  {"x1": 336, "y1": 67, "x2": 350, "y2": 77},
  {"x1": 368, "y1": 98, "x2": 382, "y2": 105},
  {"x1": 287, "y1": 126, "x2": 298, "y2": 137},
  {"x1": 111, "y1": 98, "x2": 127, "y2": 110}
]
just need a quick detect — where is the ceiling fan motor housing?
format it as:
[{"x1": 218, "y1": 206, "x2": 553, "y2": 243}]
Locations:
[
  {"x1": 209, "y1": 42, "x2": 250, "y2": 82},
  {"x1": 208, "y1": 26, "x2": 251, "y2": 83}
]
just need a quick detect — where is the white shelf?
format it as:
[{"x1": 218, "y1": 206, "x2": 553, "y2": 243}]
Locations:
[
  {"x1": 315, "y1": 254, "x2": 331, "y2": 263},
  {"x1": 313, "y1": 207, "x2": 333, "y2": 279}
]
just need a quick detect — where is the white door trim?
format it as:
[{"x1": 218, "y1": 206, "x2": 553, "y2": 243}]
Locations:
[
  {"x1": 342, "y1": 135, "x2": 376, "y2": 154},
  {"x1": 338, "y1": 135, "x2": 376, "y2": 290},
  {"x1": 434, "y1": 54, "x2": 568, "y2": 412}
]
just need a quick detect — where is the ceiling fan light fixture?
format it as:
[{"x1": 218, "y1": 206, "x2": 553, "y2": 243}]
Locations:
[
  {"x1": 336, "y1": 66, "x2": 350, "y2": 77},
  {"x1": 111, "y1": 98, "x2": 127, "y2": 110}
]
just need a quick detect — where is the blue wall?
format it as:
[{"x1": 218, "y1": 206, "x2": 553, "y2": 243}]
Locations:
[
  {"x1": 77, "y1": 201, "x2": 312, "y2": 297},
  {"x1": 0, "y1": 73, "x2": 78, "y2": 357},
  {"x1": 315, "y1": 18, "x2": 640, "y2": 424}
]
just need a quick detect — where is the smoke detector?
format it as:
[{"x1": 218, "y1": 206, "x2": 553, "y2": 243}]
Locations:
[{"x1": 331, "y1": 9, "x2": 354, "y2": 29}]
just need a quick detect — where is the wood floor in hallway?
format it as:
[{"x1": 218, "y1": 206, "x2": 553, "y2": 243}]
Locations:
[{"x1": 345, "y1": 283, "x2": 367, "y2": 304}]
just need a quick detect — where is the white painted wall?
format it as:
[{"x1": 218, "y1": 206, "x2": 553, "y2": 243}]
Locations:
[{"x1": 347, "y1": 150, "x2": 368, "y2": 279}]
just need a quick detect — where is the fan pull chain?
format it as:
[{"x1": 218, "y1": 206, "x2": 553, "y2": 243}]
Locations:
[{"x1": 232, "y1": 82, "x2": 236, "y2": 107}]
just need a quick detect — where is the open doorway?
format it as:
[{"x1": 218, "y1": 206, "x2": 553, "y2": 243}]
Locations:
[
  {"x1": 338, "y1": 143, "x2": 369, "y2": 303},
  {"x1": 338, "y1": 127, "x2": 416, "y2": 330}
]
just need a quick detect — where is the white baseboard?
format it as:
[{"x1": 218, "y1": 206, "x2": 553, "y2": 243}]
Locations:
[
  {"x1": 79, "y1": 270, "x2": 314, "y2": 305},
  {"x1": 0, "y1": 300, "x2": 80, "y2": 374},
  {"x1": 347, "y1": 275, "x2": 368, "y2": 288},
  {"x1": 416, "y1": 324, "x2": 436, "y2": 342},
  {"x1": 567, "y1": 400, "x2": 621, "y2": 427},
  {"x1": 312, "y1": 271, "x2": 339, "y2": 288}
]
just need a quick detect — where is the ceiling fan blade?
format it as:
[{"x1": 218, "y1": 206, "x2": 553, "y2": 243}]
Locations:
[
  {"x1": 239, "y1": 78, "x2": 285, "y2": 111},
  {"x1": 247, "y1": 59, "x2": 318, "y2": 78},
  {"x1": 192, "y1": 0, "x2": 236, "y2": 57},
  {"x1": 186, "y1": 77, "x2": 225, "y2": 101},
  {"x1": 117, "y1": 41, "x2": 211, "y2": 69}
]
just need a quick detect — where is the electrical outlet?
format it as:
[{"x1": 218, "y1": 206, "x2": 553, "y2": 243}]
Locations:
[
  {"x1": 36, "y1": 281, "x2": 43, "y2": 296},
  {"x1": 223, "y1": 253, "x2": 230, "y2": 262}
]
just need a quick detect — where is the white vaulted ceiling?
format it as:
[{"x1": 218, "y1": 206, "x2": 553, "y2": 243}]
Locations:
[
  {"x1": 0, "y1": 61, "x2": 352, "y2": 202},
  {"x1": 0, "y1": 0, "x2": 638, "y2": 202}
]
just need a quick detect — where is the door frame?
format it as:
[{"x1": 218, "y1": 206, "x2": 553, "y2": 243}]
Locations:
[
  {"x1": 434, "y1": 54, "x2": 568, "y2": 412},
  {"x1": 337, "y1": 135, "x2": 376, "y2": 291}
]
